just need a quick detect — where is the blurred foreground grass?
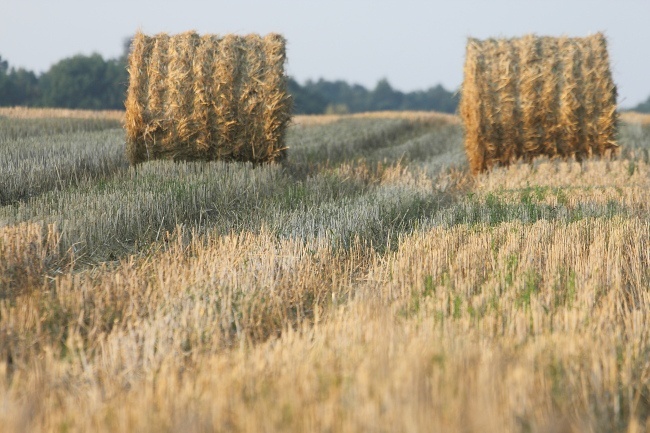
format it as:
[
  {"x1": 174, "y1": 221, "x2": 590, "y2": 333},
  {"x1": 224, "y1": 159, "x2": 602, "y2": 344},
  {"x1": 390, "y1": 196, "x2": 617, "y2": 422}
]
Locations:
[{"x1": 1, "y1": 108, "x2": 650, "y2": 432}]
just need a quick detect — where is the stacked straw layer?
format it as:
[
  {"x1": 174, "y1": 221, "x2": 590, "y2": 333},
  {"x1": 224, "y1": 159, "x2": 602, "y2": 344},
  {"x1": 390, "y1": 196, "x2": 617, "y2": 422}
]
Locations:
[
  {"x1": 459, "y1": 33, "x2": 618, "y2": 174},
  {"x1": 125, "y1": 31, "x2": 292, "y2": 165}
]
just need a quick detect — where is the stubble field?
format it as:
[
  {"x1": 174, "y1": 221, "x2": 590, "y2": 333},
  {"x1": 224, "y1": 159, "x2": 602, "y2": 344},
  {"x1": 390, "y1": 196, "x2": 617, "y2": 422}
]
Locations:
[{"x1": 1, "y1": 108, "x2": 650, "y2": 432}]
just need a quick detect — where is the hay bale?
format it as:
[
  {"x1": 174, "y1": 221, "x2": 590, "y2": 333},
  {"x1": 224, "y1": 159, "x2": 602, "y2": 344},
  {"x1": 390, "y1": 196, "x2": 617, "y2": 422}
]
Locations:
[
  {"x1": 124, "y1": 31, "x2": 292, "y2": 165},
  {"x1": 459, "y1": 33, "x2": 618, "y2": 174}
]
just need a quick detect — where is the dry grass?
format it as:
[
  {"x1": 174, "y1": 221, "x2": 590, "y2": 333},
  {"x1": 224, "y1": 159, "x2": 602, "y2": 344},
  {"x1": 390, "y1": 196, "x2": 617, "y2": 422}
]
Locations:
[
  {"x1": 0, "y1": 129, "x2": 128, "y2": 205},
  {"x1": 1, "y1": 111, "x2": 650, "y2": 432},
  {"x1": 477, "y1": 158, "x2": 650, "y2": 190},
  {"x1": 0, "y1": 107, "x2": 124, "y2": 121},
  {"x1": 2, "y1": 216, "x2": 650, "y2": 432},
  {"x1": 293, "y1": 110, "x2": 460, "y2": 126},
  {"x1": 0, "y1": 223, "x2": 61, "y2": 300},
  {"x1": 621, "y1": 111, "x2": 650, "y2": 125}
]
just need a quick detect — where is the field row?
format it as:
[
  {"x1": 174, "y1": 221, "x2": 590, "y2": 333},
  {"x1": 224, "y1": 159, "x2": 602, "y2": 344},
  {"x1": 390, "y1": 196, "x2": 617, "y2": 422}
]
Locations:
[{"x1": 2, "y1": 110, "x2": 650, "y2": 432}]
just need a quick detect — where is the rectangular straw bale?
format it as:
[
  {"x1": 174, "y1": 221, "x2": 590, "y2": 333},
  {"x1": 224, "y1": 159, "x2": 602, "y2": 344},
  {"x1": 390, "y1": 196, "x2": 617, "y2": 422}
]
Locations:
[
  {"x1": 459, "y1": 33, "x2": 618, "y2": 174},
  {"x1": 124, "y1": 31, "x2": 292, "y2": 165}
]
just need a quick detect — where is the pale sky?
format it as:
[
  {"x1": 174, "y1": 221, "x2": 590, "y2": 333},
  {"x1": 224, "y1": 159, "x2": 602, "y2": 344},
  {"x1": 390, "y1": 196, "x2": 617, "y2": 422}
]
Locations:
[{"x1": 1, "y1": 0, "x2": 648, "y2": 108}]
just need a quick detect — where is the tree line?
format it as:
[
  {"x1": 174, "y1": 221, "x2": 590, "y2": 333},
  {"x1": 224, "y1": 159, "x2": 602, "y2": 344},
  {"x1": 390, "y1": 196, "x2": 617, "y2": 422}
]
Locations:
[
  {"x1": 0, "y1": 50, "x2": 460, "y2": 114},
  {"x1": 0, "y1": 53, "x2": 128, "y2": 110},
  {"x1": 1, "y1": 50, "x2": 649, "y2": 114},
  {"x1": 289, "y1": 77, "x2": 459, "y2": 114}
]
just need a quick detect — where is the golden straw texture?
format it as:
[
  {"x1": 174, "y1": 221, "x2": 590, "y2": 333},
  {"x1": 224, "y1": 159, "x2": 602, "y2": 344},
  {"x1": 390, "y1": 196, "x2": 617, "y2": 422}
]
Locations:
[
  {"x1": 124, "y1": 31, "x2": 292, "y2": 165},
  {"x1": 460, "y1": 33, "x2": 618, "y2": 174}
]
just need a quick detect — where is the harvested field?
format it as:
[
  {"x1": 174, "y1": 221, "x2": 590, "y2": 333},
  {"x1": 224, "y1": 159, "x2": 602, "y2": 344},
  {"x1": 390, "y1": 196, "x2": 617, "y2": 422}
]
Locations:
[
  {"x1": 1, "y1": 109, "x2": 650, "y2": 432},
  {"x1": 0, "y1": 107, "x2": 124, "y2": 121},
  {"x1": 293, "y1": 110, "x2": 460, "y2": 126},
  {"x1": 621, "y1": 111, "x2": 650, "y2": 125}
]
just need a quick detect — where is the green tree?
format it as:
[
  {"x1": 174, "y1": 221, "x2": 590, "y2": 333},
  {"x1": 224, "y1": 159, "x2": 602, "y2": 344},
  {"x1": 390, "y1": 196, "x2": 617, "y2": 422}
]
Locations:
[
  {"x1": 297, "y1": 77, "x2": 458, "y2": 114},
  {"x1": 0, "y1": 56, "x2": 9, "y2": 104},
  {"x1": 305, "y1": 79, "x2": 369, "y2": 112},
  {"x1": 39, "y1": 53, "x2": 127, "y2": 109},
  {"x1": 369, "y1": 78, "x2": 403, "y2": 111},
  {"x1": 632, "y1": 95, "x2": 650, "y2": 113},
  {"x1": 288, "y1": 78, "x2": 328, "y2": 114},
  {"x1": 0, "y1": 55, "x2": 40, "y2": 106},
  {"x1": 402, "y1": 84, "x2": 459, "y2": 113},
  {"x1": 8, "y1": 68, "x2": 39, "y2": 105}
]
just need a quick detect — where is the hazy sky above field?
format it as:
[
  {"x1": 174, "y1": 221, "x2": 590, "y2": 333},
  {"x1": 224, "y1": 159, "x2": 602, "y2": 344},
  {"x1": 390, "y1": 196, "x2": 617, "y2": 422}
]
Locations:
[{"x1": 1, "y1": 0, "x2": 649, "y2": 107}]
